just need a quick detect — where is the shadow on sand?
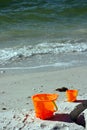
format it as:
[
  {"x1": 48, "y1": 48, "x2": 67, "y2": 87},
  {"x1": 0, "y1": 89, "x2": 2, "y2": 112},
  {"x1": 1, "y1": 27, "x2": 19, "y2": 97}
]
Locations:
[
  {"x1": 46, "y1": 99, "x2": 87, "y2": 128},
  {"x1": 46, "y1": 113, "x2": 72, "y2": 123}
]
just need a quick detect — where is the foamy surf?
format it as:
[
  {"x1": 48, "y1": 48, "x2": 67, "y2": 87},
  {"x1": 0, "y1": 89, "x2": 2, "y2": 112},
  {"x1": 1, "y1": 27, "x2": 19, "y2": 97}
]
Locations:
[{"x1": 0, "y1": 41, "x2": 87, "y2": 65}]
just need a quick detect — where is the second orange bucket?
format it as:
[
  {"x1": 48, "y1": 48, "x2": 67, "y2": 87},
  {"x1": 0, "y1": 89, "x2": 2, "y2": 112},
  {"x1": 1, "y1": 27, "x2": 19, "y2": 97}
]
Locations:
[
  {"x1": 66, "y1": 89, "x2": 78, "y2": 102},
  {"x1": 32, "y1": 93, "x2": 58, "y2": 120}
]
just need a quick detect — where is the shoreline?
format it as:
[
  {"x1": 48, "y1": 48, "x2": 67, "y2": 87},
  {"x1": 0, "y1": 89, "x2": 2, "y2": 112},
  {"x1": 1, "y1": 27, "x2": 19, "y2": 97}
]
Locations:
[{"x1": 0, "y1": 63, "x2": 86, "y2": 75}]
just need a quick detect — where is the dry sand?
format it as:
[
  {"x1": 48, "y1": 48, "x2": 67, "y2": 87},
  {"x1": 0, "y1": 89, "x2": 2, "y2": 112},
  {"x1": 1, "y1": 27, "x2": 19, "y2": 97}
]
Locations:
[{"x1": 0, "y1": 66, "x2": 87, "y2": 130}]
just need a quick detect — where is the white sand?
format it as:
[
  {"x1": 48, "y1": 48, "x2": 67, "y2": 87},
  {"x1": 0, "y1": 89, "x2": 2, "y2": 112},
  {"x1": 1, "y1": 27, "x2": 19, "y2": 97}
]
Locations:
[{"x1": 0, "y1": 66, "x2": 87, "y2": 130}]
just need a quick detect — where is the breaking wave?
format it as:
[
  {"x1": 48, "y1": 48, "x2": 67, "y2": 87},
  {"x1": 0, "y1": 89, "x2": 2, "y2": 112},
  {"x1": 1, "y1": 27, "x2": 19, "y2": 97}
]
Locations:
[{"x1": 0, "y1": 40, "x2": 87, "y2": 65}]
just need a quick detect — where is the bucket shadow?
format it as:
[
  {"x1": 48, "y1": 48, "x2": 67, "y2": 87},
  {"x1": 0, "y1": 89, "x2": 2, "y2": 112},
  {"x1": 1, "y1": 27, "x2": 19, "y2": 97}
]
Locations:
[
  {"x1": 75, "y1": 99, "x2": 87, "y2": 105},
  {"x1": 46, "y1": 113, "x2": 73, "y2": 123},
  {"x1": 46, "y1": 112, "x2": 85, "y2": 128},
  {"x1": 46, "y1": 99, "x2": 87, "y2": 128}
]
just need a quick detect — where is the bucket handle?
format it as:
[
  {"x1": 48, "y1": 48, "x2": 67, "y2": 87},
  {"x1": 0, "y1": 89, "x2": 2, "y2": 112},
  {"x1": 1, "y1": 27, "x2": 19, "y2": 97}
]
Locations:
[{"x1": 52, "y1": 101, "x2": 58, "y2": 111}]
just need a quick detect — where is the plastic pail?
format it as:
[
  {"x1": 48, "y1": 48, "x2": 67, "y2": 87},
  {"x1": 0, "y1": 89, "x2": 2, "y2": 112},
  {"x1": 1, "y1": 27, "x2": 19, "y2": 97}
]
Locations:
[
  {"x1": 32, "y1": 93, "x2": 58, "y2": 119},
  {"x1": 66, "y1": 90, "x2": 78, "y2": 102}
]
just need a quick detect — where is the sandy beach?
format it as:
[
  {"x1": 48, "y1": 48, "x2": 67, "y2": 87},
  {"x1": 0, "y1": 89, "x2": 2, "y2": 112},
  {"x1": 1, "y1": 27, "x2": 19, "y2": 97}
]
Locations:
[
  {"x1": 0, "y1": 66, "x2": 87, "y2": 130},
  {"x1": 0, "y1": 0, "x2": 87, "y2": 130}
]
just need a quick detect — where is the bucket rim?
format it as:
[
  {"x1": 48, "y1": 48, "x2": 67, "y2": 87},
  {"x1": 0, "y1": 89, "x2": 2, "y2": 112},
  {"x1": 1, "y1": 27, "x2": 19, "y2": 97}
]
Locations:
[
  {"x1": 66, "y1": 89, "x2": 78, "y2": 93},
  {"x1": 32, "y1": 93, "x2": 58, "y2": 102}
]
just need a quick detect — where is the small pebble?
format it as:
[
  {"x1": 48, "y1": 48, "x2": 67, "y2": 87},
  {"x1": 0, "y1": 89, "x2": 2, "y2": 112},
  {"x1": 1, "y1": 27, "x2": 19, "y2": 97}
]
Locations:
[
  {"x1": 40, "y1": 85, "x2": 43, "y2": 87},
  {"x1": 1, "y1": 91, "x2": 5, "y2": 94},
  {"x1": 2, "y1": 108, "x2": 7, "y2": 110},
  {"x1": 33, "y1": 88, "x2": 36, "y2": 90},
  {"x1": 27, "y1": 96, "x2": 31, "y2": 98},
  {"x1": 40, "y1": 123, "x2": 47, "y2": 128},
  {"x1": 39, "y1": 90, "x2": 43, "y2": 93},
  {"x1": 0, "y1": 70, "x2": 5, "y2": 74},
  {"x1": 26, "y1": 103, "x2": 29, "y2": 104}
]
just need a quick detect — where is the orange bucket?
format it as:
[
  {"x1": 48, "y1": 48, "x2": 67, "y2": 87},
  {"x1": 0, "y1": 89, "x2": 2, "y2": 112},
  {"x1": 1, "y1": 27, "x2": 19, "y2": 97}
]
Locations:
[
  {"x1": 32, "y1": 93, "x2": 58, "y2": 119},
  {"x1": 66, "y1": 89, "x2": 78, "y2": 102}
]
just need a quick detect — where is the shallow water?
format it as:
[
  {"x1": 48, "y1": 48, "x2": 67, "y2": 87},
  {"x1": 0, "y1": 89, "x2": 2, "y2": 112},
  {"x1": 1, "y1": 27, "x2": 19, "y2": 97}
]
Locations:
[{"x1": 0, "y1": 0, "x2": 87, "y2": 70}]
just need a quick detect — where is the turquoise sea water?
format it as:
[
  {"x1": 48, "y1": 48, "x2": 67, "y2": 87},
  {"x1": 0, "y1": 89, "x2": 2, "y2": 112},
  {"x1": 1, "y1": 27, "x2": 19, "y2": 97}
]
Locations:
[{"x1": 0, "y1": 0, "x2": 87, "y2": 70}]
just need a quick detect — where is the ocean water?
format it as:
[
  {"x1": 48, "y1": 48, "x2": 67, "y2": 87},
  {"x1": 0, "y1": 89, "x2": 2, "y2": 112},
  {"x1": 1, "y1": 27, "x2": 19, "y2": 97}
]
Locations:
[{"x1": 0, "y1": 0, "x2": 87, "y2": 71}]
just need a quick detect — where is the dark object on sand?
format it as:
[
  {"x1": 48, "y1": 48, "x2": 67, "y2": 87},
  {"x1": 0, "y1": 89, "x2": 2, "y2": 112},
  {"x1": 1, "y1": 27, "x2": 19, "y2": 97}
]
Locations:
[
  {"x1": 70, "y1": 101, "x2": 87, "y2": 128},
  {"x1": 70, "y1": 100, "x2": 87, "y2": 121},
  {"x1": 55, "y1": 87, "x2": 68, "y2": 92},
  {"x1": 2, "y1": 108, "x2": 7, "y2": 110}
]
